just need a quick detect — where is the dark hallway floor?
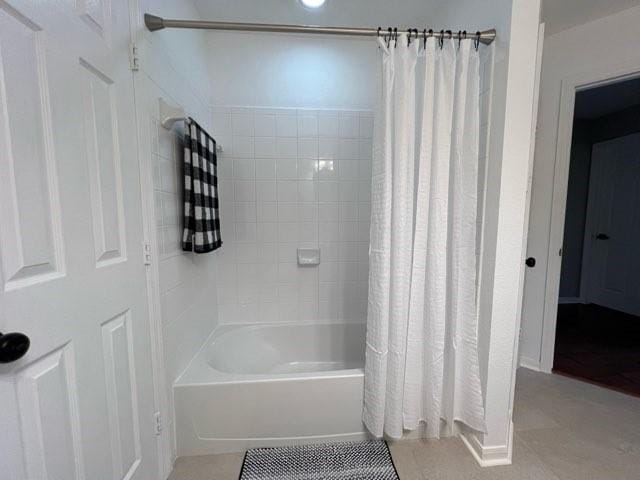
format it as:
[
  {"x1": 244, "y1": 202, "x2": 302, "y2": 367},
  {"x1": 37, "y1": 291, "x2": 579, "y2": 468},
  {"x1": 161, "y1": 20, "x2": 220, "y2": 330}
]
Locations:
[{"x1": 553, "y1": 303, "x2": 640, "y2": 397}]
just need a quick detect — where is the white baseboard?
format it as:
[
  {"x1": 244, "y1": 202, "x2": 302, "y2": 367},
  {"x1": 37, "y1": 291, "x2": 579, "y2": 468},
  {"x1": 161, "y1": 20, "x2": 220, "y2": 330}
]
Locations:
[
  {"x1": 558, "y1": 296, "x2": 583, "y2": 304},
  {"x1": 518, "y1": 355, "x2": 541, "y2": 371},
  {"x1": 459, "y1": 422, "x2": 513, "y2": 467}
]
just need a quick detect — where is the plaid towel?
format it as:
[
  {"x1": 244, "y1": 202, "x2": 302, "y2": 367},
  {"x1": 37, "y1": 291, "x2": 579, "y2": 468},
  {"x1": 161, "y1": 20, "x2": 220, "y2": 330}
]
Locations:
[{"x1": 182, "y1": 118, "x2": 222, "y2": 253}]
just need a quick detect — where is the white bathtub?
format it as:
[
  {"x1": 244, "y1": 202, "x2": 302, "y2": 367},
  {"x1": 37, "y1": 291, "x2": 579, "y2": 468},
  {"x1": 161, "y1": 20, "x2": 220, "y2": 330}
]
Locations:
[{"x1": 174, "y1": 322, "x2": 369, "y2": 456}]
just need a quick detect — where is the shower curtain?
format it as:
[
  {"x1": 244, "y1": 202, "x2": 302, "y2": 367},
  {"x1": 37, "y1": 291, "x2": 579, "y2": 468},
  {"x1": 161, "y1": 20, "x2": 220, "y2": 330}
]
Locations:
[{"x1": 363, "y1": 34, "x2": 486, "y2": 439}]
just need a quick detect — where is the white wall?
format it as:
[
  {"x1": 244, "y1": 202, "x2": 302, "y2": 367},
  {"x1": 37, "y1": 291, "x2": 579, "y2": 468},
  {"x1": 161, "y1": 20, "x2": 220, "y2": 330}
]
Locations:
[
  {"x1": 133, "y1": 0, "x2": 218, "y2": 467},
  {"x1": 208, "y1": 32, "x2": 377, "y2": 109},
  {"x1": 205, "y1": 29, "x2": 379, "y2": 326},
  {"x1": 212, "y1": 106, "x2": 373, "y2": 325},
  {"x1": 520, "y1": 5, "x2": 640, "y2": 370}
]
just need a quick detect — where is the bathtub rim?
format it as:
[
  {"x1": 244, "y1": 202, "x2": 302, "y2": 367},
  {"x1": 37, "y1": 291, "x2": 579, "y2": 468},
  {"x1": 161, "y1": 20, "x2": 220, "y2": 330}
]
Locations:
[{"x1": 175, "y1": 321, "x2": 366, "y2": 386}]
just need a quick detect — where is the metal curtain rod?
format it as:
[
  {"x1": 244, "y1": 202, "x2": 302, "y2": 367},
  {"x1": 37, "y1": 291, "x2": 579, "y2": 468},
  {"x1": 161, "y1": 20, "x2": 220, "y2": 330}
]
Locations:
[{"x1": 144, "y1": 14, "x2": 496, "y2": 45}]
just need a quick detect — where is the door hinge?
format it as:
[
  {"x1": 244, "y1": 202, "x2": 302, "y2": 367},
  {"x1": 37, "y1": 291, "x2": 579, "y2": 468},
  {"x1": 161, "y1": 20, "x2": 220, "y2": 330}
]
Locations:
[
  {"x1": 154, "y1": 411, "x2": 163, "y2": 436},
  {"x1": 129, "y1": 42, "x2": 140, "y2": 71},
  {"x1": 143, "y1": 241, "x2": 152, "y2": 266}
]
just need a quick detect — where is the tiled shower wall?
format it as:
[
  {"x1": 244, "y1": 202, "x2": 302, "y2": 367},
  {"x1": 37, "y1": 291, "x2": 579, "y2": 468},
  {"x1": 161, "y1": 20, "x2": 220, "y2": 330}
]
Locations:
[{"x1": 211, "y1": 107, "x2": 374, "y2": 324}]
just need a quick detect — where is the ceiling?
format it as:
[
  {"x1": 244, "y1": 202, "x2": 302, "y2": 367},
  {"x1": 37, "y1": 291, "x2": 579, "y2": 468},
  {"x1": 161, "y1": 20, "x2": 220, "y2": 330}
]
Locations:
[
  {"x1": 542, "y1": 0, "x2": 640, "y2": 35},
  {"x1": 575, "y1": 77, "x2": 640, "y2": 120}
]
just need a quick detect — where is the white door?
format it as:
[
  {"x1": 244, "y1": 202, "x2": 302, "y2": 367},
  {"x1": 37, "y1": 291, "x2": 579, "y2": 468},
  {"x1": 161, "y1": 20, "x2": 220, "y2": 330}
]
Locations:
[
  {"x1": 0, "y1": 1, "x2": 158, "y2": 479},
  {"x1": 583, "y1": 133, "x2": 640, "y2": 316},
  {"x1": 517, "y1": 22, "x2": 545, "y2": 369}
]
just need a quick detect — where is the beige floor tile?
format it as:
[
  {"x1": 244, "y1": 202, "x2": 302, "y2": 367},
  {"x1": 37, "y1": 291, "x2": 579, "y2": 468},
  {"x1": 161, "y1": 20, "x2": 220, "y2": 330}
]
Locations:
[
  {"x1": 168, "y1": 453, "x2": 244, "y2": 480},
  {"x1": 388, "y1": 440, "x2": 426, "y2": 480}
]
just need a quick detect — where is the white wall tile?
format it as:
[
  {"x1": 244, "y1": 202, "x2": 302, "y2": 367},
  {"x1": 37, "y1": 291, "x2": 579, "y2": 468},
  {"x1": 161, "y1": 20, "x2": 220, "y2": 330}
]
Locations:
[
  {"x1": 319, "y1": 114, "x2": 340, "y2": 137},
  {"x1": 257, "y1": 202, "x2": 278, "y2": 222},
  {"x1": 318, "y1": 159, "x2": 337, "y2": 180},
  {"x1": 254, "y1": 137, "x2": 277, "y2": 158},
  {"x1": 233, "y1": 158, "x2": 255, "y2": 180},
  {"x1": 359, "y1": 116, "x2": 374, "y2": 138},
  {"x1": 339, "y1": 114, "x2": 360, "y2": 138},
  {"x1": 232, "y1": 112, "x2": 255, "y2": 136},
  {"x1": 232, "y1": 136, "x2": 254, "y2": 158},
  {"x1": 211, "y1": 106, "x2": 372, "y2": 324},
  {"x1": 298, "y1": 181, "x2": 318, "y2": 202},
  {"x1": 319, "y1": 138, "x2": 340, "y2": 159},
  {"x1": 298, "y1": 115, "x2": 318, "y2": 137},
  {"x1": 276, "y1": 159, "x2": 298, "y2": 179},
  {"x1": 254, "y1": 114, "x2": 276, "y2": 137},
  {"x1": 276, "y1": 115, "x2": 298, "y2": 137},
  {"x1": 256, "y1": 181, "x2": 277, "y2": 202},
  {"x1": 297, "y1": 159, "x2": 318, "y2": 180},
  {"x1": 339, "y1": 139, "x2": 360, "y2": 159},
  {"x1": 277, "y1": 181, "x2": 298, "y2": 202},
  {"x1": 235, "y1": 222, "x2": 257, "y2": 242},
  {"x1": 255, "y1": 159, "x2": 277, "y2": 179},
  {"x1": 276, "y1": 137, "x2": 298, "y2": 158},
  {"x1": 298, "y1": 138, "x2": 319, "y2": 159},
  {"x1": 234, "y1": 181, "x2": 256, "y2": 201},
  {"x1": 258, "y1": 223, "x2": 278, "y2": 242}
]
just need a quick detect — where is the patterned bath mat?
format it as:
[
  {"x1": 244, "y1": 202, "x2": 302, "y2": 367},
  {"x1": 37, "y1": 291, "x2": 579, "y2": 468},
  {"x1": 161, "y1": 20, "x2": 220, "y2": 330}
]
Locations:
[{"x1": 239, "y1": 440, "x2": 399, "y2": 480}]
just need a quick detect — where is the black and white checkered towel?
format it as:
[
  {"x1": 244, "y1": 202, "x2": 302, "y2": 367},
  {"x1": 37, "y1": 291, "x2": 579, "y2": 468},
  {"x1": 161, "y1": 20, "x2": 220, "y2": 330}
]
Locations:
[{"x1": 181, "y1": 118, "x2": 222, "y2": 253}]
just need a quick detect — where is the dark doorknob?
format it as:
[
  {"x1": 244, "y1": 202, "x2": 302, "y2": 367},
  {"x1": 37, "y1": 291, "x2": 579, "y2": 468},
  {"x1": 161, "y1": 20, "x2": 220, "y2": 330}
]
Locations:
[
  {"x1": 525, "y1": 257, "x2": 536, "y2": 268},
  {"x1": 596, "y1": 233, "x2": 610, "y2": 240},
  {"x1": 0, "y1": 332, "x2": 30, "y2": 363}
]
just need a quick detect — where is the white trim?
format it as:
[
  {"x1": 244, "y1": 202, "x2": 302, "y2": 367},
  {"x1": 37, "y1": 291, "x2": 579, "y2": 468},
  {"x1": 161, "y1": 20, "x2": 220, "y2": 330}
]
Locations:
[
  {"x1": 459, "y1": 422, "x2": 513, "y2": 467},
  {"x1": 557, "y1": 296, "x2": 583, "y2": 304},
  {"x1": 518, "y1": 355, "x2": 542, "y2": 371},
  {"x1": 539, "y1": 62, "x2": 640, "y2": 373},
  {"x1": 128, "y1": 1, "x2": 173, "y2": 477}
]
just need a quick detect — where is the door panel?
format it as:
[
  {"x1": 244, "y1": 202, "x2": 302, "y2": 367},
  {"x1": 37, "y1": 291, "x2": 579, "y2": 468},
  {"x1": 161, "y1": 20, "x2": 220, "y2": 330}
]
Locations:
[
  {"x1": 585, "y1": 133, "x2": 640, "y2": 315},
  {"x1": 0, "y1": 3, "x2": 66, "y2": 290},
  {"x1": 0, "y1": 1, "x2": 158, "y2": 479}
]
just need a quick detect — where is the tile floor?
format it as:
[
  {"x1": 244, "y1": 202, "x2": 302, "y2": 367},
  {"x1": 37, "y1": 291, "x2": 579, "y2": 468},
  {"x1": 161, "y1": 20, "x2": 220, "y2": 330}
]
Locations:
[
  {"x1": 554, "y1": 303, "x2": 640, "y2": 396},
  {"x1": 168, "y1": 368, "x2": 640, "y2": 479}
]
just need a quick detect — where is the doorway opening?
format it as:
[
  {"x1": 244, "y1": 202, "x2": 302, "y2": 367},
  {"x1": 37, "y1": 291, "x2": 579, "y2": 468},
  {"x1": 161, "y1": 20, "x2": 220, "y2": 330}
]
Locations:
[{"x1": 554, "y1": 76, "x2": 640, "y2": 396}]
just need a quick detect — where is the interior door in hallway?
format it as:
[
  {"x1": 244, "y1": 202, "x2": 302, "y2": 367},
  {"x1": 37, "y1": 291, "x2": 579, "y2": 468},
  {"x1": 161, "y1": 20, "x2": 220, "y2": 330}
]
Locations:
[
  {"x1": 0, "y1": 1, "x2": 158, "y2": 479},
  {"x1": 584, "y1": 133, "x2": 640, "y2": 316}
]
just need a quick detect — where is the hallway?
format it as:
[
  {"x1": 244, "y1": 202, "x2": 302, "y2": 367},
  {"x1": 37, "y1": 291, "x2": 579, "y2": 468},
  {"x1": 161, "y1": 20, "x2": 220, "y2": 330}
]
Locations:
[{"x1": 554, "y1": 303, "x2": 640, "y2": 396}]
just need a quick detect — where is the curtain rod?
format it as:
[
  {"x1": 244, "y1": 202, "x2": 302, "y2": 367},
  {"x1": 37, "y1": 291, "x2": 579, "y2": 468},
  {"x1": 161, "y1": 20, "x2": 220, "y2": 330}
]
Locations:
[{"x1": 144, "y1": 14, "x2": 496, "y2": 45}]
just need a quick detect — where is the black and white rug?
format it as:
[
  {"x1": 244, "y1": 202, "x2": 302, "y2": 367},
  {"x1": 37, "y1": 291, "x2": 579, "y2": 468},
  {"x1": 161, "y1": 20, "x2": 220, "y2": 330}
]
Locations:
[{"x1": 239, "y1": 440, "x2": 399, "y2": 480}]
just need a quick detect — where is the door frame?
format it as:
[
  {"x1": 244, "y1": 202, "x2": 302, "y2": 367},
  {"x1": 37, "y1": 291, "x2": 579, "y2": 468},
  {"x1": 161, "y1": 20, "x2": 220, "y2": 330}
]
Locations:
[
  {"x1": 127, "y1": 1, "x2": 172, "y2": 477},
  {"x1": 539, "y1": 62, "x2": 640, "y2": 372}
]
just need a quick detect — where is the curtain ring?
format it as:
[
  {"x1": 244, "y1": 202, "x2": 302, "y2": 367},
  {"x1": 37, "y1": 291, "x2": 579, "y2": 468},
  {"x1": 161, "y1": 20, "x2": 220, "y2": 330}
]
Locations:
[
  {"x1": 438, "y1": 29, "x2": 444, "y2": 49},
  {"x1": 393, "y1": 27, "x2": 398, "y2": 48},
  {"x1": 457, "y1": 30, "x2": 462, "y2": 49},
  {"x1": 407, "y1": 28, "x2": 412, "y2": 46},
  {"x1": 377, "y1": 27, "x2": 381, "y2": 38},
  {"x1": 474, "y1": 31, "x2": 481, "y2": 51},
  {"x1": 422, "y1": 29, "x2": 427, "y2": 49},
  {"x1": 386, "y1": 27, "x2": 392, "y2": 48}
]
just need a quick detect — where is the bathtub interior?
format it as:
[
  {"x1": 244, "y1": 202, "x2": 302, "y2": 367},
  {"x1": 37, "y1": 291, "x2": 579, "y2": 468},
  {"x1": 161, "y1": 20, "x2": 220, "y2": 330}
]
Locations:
[{"x1": 207, "y1": 322, "x2": 366, "y2": 375}]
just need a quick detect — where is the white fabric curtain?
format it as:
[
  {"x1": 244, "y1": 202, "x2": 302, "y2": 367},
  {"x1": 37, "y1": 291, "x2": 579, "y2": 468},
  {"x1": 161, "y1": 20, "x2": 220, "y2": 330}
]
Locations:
[{"x1": 363, "y1": 34, "x2": 486, "y2": 439}]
